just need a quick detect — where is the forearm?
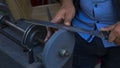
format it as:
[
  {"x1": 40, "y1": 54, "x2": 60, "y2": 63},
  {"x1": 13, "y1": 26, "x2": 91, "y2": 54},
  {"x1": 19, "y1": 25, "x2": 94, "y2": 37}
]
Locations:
[
  {"x1": 61, "y1": 0, "x2": 72, "y2": 3},
  {"x1": 58, "y1": 0, "x2": 73, "y2": 5}
]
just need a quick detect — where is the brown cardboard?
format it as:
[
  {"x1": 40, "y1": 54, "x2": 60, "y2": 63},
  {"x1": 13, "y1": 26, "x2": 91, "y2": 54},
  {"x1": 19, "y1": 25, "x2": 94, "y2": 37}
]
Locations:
[
  {"x1": 32, "y1": 3, "x2": 60, "y2": 21},
  {"x1": 5, "y1": 0, "x2": 32, "y2": 20},
  {"x1": 5, "y1": 0, "x2": 60, "y2": 21}
]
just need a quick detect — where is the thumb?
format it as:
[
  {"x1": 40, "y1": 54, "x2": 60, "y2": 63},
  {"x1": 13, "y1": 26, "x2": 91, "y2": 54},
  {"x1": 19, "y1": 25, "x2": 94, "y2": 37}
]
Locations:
[
  {"x1": 101, "y1": 25, "x2": 115, "y2": 31},
  {"x1": 64, "y1": 17, "x2": 72, "y2": 26},
  {"x1": 64, "y1": 21, "x2": 71, "y2": 26}
]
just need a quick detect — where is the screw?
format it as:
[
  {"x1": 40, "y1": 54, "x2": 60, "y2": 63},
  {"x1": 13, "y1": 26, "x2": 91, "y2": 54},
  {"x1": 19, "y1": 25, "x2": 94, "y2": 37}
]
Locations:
[{"x1": 59, "y1": 49, "x2": 69, "y2": 57}]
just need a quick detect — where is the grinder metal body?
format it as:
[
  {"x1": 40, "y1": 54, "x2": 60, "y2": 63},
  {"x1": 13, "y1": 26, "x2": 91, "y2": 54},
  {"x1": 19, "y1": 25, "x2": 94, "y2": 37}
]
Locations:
[{"x1": 0, "y1": 15, "x2": 75, "y2": 68}]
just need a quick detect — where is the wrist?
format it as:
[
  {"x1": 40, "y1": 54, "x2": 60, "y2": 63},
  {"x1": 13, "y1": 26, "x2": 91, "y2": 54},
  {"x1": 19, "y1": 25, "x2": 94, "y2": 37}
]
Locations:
[{"x1": 60, "y1": 0, "x2": 73, "y2": 5}]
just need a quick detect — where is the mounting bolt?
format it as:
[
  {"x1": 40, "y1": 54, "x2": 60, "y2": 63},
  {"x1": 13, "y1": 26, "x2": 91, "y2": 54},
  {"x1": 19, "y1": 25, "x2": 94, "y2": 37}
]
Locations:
[{"x1": 59, "y1": 49, "x2": 69, "y2": 57}]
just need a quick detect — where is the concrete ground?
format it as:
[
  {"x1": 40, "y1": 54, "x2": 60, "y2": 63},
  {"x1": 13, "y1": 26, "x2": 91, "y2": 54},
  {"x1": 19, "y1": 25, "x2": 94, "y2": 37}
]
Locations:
[{"x1": 95, "y1": 64, "x2": 101, "y2": 68}]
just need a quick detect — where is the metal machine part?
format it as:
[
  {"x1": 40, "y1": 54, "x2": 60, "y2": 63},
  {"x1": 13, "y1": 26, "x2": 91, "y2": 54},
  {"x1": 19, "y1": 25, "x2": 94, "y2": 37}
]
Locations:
[
  {"x1": 0, "y1": 15, "x2": 47, "y2": 48},
  {"x1": 0, "y1": 0, "x2": 14, "y2": 22},
  {"x1": 0, "y1": 15, "x2": 47, "y2": 63},
  {"x1": 25, "y1": 20, "x2": 110, "y2": 39},
  {"x1": 0, "y1": 14, "x2": 75, "y2": 67},
  {"x1": 0, "y1": 29, "x2": 75, "y2": 68},
  {"x1": 42, "y1": 30, "x2": 75, "y2": 68}
]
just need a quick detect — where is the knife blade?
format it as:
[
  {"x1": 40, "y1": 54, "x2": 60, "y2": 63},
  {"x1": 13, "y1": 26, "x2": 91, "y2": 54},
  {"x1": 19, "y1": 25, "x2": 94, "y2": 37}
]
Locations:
[{"x1": 25, "y1": 19, "x2": 109, "y2": 39}]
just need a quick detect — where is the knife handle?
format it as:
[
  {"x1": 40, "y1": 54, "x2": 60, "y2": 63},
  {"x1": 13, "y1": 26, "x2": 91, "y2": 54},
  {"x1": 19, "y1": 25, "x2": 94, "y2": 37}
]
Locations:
[{"x1": 101, "y1": 31, "x2": 110, "y2": 40}]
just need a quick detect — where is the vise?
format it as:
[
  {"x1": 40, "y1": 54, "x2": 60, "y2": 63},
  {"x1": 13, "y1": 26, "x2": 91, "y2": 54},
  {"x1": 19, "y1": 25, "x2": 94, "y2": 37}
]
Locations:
[{"x1": 0, "y1": 15, "x2": 75, "y2": 68}]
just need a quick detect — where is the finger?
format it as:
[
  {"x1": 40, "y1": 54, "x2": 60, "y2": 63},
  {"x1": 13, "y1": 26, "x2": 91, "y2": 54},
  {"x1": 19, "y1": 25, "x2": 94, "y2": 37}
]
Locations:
[
  {"x1": 64, "y1": 14, "x2": 72, "y2": 26},
  {"x1": 51, "y1": 10, "x2": 65, "y2": 24},
  {"x1": 64, "y1": 21, "x2": 71, "y2": 26},
  {"x1": 108, "y1": 31, "x2": 116, "y2": 42},
  {"x1": 44, "y1": 27, "x2": 51, "y2": 42},
  {"x1": 101, "y1": 25, "x2": 115, "y2": 31},
  {"x1": 51, "y1": 15, "x2": 63, "y2": 24},
  {"x1": 44, "y1": 31, "x2": 51, "y2": 42},
  {"x1": 114, "y1": 38, "x2": 120, "y2": 45}
]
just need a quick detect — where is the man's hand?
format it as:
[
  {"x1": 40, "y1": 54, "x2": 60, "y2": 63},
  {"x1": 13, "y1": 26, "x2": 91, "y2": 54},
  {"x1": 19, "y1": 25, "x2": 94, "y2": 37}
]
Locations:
[
  {"x1": 51, "y1": 0, "x2": 75, "y2": 26},
  {"x1": 101, "y1": 21, "x2": 120, "y2": 45},
  {"x1": 44, "y1": 0, "x2": 75, "y2": 42}
]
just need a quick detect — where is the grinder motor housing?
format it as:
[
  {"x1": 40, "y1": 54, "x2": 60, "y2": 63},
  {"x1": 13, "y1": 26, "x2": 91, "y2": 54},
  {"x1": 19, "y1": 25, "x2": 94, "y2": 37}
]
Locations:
[{"x1": 0, "y1": 14, "x2": 75, "y2": 68}]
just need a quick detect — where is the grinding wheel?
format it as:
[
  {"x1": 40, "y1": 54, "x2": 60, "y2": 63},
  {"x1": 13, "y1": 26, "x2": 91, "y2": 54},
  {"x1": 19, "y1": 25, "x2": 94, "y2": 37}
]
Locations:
[{"x1": 42, "y1": 30, "x2": 75, "y2": 68}]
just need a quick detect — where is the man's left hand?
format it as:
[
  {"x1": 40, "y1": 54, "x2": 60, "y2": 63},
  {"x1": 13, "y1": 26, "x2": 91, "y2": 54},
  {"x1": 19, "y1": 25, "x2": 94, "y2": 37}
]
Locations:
[{"x1": 101, "y1": 21, "x2": 120, "y2": 45}]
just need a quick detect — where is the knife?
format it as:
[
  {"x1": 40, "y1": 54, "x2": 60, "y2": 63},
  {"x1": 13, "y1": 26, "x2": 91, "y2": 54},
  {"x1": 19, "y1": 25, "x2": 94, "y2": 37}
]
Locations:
[{"x1": 25, "y1": 19, "x2": 109, "y2": 39}]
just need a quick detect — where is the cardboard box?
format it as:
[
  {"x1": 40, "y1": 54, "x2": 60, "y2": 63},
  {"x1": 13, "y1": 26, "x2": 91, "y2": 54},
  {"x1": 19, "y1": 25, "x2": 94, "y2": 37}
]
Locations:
[
  {"x1": 5, "y1": 0, "x2": 32, "y2": 20},
  {"x1": 32, "y1": 3, "x2": 60, "y2": 21},
  {"x1": 5, "y1": 0, "x2": 60, "y2": 21}
]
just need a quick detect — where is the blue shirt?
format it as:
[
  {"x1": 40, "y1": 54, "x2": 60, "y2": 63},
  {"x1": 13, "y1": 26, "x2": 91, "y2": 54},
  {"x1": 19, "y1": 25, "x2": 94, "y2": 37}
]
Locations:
[{"x1": 72, "y1": 0, "x2": 118, "y2": 47}]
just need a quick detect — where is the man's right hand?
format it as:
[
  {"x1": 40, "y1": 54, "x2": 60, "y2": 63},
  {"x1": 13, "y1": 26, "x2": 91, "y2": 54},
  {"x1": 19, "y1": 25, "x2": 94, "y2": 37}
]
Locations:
[
  {"x1": 44, "y1": 0, "x2": 75, "y2": 42},
  {"x1": 51, "y1": 0, "x2": 75, "y2": 26}
]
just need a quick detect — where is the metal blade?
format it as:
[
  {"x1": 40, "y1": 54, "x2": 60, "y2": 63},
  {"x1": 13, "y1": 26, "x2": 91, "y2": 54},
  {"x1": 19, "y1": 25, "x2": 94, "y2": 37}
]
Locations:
[{"x1": 25, "y1": 20, "x2": 105, "y2": 38}]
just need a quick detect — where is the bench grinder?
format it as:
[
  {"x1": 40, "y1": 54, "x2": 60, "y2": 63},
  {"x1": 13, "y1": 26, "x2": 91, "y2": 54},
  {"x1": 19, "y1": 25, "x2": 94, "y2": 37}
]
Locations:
[{"x1": 0, "y1": 14, "x2": 75, "y2": 68}]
